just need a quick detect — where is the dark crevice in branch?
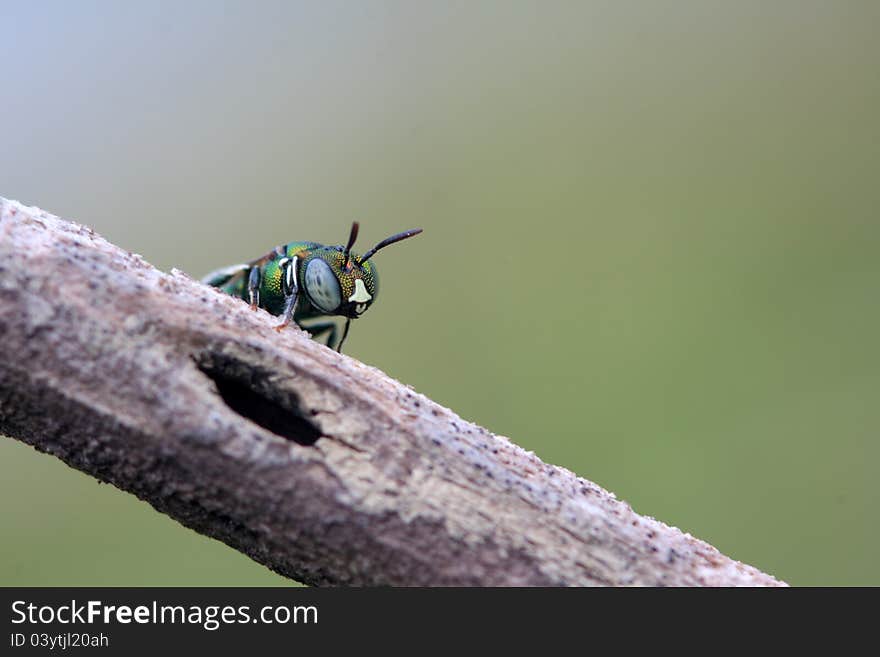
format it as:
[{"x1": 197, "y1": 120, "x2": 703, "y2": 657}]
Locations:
[{"x1": 195, "y1": 355, "x2": 321, "y2": 446}]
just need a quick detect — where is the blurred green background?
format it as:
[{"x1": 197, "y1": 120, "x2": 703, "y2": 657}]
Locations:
[{"x1": 1, "y1": 1, "x2": 878, "y2": 586}]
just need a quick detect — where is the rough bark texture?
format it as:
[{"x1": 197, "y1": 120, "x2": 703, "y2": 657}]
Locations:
[{"x1": 0, "y1": 197, "x2": 785, "y2": 586}]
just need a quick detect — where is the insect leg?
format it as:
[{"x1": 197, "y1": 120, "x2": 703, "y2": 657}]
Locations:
[
  {"x1": 274, "y1": 256, "x2": 300, "y2": 331},
  {"x1": 274, "y1": 290, "x2": 299, "y2": 331},
  {"x1": 300, "y1": 321, "x2": 338, "y2": 350},
  {"x1": 336, "y1": 318, "x2": 352, "y2": 353},
  {"x1": 247, "y1": 266, "x2": 262, "y2": 310}
]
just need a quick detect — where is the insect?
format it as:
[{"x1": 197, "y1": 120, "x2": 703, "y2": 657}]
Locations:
[{"x1": 202, "y1": 222, "x2": 422, "y2": 353}]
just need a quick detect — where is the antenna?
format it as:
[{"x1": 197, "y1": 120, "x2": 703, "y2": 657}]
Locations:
[
  {"x1": 342, "y1": 221, "x2": 360, "y2": 269},
  {"x1": 357, "y1": 228, "x2": 423, "y2": 265}
]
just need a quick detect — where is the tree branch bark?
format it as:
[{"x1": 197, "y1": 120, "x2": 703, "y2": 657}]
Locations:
[{"x1": 0, "y1": 197, "x2": 784, "y2": 586}]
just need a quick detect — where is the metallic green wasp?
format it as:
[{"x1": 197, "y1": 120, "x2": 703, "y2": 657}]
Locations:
[{"x1": 202, "y1": 222, "x2": 422, "y2": 353}]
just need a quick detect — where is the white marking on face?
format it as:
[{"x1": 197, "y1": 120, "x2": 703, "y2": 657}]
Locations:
[
  {"x1": 348, "y1": 278, "x2": 372, "y2": 304},
  {"x1": 355, "y1": 303, "x2": 368, "y2": 314}
]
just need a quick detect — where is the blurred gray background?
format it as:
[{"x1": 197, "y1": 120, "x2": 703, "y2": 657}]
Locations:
[{"x1": 1, "y1": 1, "x2": 878, "y2": 585}]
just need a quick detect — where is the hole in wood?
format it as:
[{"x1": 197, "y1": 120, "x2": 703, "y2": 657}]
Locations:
[{"x1": 196, "y1": 355, "x2": 321, "y2": 446}]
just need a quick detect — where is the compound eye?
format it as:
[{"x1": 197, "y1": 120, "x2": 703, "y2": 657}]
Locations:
[{"x1": 304, "y1": 258, "x2": 342, "y2": 313}]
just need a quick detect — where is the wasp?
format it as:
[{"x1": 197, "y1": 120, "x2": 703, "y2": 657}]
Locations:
[{"x1": 202, "y1": 222, "x2": 422, "y2": 353}]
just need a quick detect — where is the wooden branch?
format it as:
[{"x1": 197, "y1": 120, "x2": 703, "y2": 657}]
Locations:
[{"x1": 0, "y1": 197, "x2": 784, "y2": 586}]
